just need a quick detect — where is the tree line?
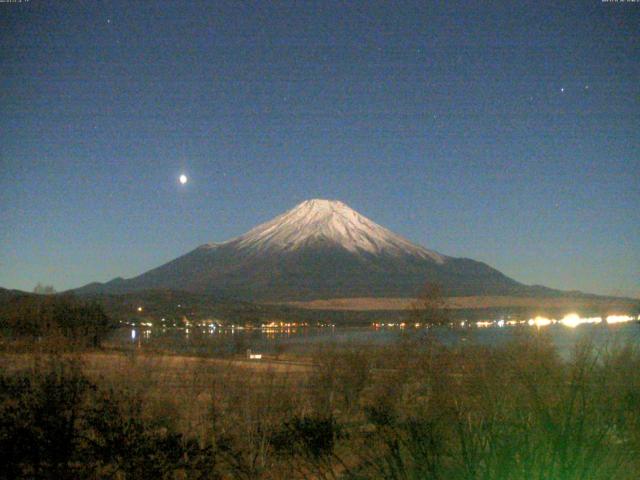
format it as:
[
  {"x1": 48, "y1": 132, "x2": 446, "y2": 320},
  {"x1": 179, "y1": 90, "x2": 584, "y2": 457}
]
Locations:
[{"x1": 0, "y1": 293, "x2": 116, "y2": 347}]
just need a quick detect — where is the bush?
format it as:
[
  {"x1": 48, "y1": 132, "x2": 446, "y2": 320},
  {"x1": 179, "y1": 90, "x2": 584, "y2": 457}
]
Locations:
[
  {"x1": 0, "y1": 356, "x2": 220, "y2": 479},
  {"x1": 0, "y1": 357, "x2": 91, "y2": 479}
]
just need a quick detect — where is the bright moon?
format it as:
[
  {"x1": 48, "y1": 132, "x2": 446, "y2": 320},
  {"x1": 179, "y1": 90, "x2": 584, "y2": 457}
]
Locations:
[{"x1": 179, "y1": 174, "x2": 188, "y2": 185}]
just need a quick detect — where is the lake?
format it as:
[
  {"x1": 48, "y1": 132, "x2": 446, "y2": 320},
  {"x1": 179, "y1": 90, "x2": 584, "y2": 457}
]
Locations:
[{"x1": 110, "y1": 315, "x2": 640, "y2": 358}]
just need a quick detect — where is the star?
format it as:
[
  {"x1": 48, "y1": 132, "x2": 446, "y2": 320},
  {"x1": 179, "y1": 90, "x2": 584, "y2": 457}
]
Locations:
[{"x1": 560, "y1": 87, "x2": 565, "y2": 93}]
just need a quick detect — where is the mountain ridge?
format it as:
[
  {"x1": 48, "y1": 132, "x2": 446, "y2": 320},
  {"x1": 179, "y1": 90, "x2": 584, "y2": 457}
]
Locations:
[{"x1": 74, "y1": 199, "x2": 562, "y2": 301}]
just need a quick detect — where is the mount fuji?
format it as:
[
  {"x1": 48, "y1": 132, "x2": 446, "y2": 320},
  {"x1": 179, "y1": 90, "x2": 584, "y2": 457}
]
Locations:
[{"x1": 76, "y1": 199, "x2": 541, "y2": 301}]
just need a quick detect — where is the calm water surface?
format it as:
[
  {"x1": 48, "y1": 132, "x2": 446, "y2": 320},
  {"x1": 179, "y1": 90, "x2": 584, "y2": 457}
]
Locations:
[{"x1": 110, "y1": 322, "x2": 640, "y2": 358}]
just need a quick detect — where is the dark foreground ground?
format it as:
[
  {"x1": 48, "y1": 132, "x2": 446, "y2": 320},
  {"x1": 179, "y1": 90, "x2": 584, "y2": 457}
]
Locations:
[{"x1": 1, "y1": 332, "x2": 640, "y2": 479}]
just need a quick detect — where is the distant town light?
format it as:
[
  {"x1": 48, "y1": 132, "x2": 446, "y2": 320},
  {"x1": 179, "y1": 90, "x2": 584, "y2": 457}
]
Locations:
[
  {"x1": 559, "y1": 313, "x2": 581, "y2": 328},
  {"x1": 137, "y1": 306, "x2": 143, "y2": 312},
  {"x1": 559, "y1": 313, "x2": 601, "y2": 328},
  {"x1": 606, "y1": 315, "x2": 634, "y2": 324},
  {"x1": 528, "y1": 316, "x2": 552, "y2": 328}
]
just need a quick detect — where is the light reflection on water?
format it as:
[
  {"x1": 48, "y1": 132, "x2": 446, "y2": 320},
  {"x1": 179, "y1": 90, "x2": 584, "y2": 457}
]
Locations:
[{"x1": 119, "y1": 316, "x2": 639, "y2": 358}]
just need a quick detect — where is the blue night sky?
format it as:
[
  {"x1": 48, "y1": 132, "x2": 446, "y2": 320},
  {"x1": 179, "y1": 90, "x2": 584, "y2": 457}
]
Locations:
[{"x1": 1, "y1": 1, "x2": 638, "y2": 297}]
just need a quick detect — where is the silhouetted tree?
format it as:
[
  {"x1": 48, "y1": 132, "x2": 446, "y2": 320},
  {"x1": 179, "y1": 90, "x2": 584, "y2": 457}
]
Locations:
[
  {"x1": 33, "y1": 283, "x2": 56, "y2": 295},
  {"x1": 409, "y1": 282, "x2": 449, "y2": 327}
]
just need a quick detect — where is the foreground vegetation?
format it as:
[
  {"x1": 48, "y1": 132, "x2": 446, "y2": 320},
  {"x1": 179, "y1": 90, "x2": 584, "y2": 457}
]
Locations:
[{"x1": 1, "y1": 330, "x2": 639, "y2": 479}]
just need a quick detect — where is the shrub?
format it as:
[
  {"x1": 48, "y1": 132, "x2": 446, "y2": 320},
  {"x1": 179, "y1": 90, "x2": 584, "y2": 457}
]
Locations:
[{"x1": 0, "y1": 356, "x2": 221, "y2": 479}]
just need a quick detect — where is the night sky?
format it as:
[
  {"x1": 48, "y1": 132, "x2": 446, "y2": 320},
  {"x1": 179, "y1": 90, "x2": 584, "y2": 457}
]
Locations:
[{"x1": 1, "y1": 1, "x2": 638, "y2": 297}]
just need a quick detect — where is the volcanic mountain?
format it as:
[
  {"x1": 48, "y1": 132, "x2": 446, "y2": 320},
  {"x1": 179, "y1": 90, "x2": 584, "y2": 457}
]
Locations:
[{"x1": 76, "y1": 199, "x2": 543, "y2": 301}]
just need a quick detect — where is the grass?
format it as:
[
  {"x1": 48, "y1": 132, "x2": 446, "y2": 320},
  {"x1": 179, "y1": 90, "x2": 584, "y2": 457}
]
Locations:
[
  {"x1": 1, "y1": 330, "x2": 639, "y2": 479},
  {"x1": 280, "y1": 295, "x2": 638, "y2": 312}
]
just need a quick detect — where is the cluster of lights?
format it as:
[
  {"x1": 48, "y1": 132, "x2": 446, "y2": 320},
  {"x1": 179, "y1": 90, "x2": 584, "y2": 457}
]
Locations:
[
  {"x1": 558, "y1": 314, "x2": 601, "y2": 328},
  {"x1": 528, "y1": 316, "x2": 553, "y2": 328},
  {"x1": 262, "y1": 321, "x2": 309, "y2": 330},
  {"x1": 606, "y1": 315, "x2": 635, "y2": 325},
  {"x1": 476, "y1": 319, "x2": 528, "y2": 328},
  {"x1": 372, "y1": 322, "x2": 414, "y2": 328},
  {"x1": 526, "y1": 313, "x2": 636, "y2": 329},
  {"x1": 373, "y1": 314, "x2": 637, "y2": 330},
  {"x1": 464, "y1": 314, "x2": 635, "y2": 329}
]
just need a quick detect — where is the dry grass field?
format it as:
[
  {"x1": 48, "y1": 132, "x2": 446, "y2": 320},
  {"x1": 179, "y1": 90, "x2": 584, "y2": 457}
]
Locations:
[
  {"x1": 280, "y1": 295, "x2": 638, "y2": 312},
  {"x1": 2, "y1": 332, "x2": 640, "y2": 479}
]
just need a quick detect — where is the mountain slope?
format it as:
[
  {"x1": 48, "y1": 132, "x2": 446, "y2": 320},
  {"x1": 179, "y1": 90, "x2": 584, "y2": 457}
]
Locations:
[{"x1": 76, "y1": 199, "x2": 533, "y2": 300}]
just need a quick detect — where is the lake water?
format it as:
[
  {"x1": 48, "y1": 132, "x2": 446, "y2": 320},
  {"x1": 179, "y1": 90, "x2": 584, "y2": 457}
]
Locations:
[{"x1": 110, "y1": 319, "x2": 640, "y2": 358}]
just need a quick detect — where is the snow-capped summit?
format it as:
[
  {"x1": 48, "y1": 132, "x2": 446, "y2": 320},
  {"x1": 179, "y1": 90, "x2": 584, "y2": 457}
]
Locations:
[{"x1": 227, "y1": 199, "x2": 445, "y2": 263}]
